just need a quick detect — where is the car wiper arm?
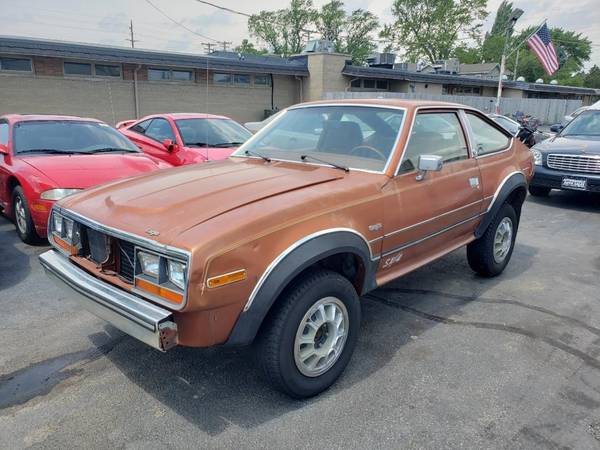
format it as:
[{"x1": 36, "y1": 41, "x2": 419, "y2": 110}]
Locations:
[
  {"x1": 85, "y1": 147, "x2": 138, "y2": 153},
  {"x1": 300, "y1": 154, "x2": 349, "y2": 172},
  {"x1": 244, "y1": 149, "x2": 271, "y2": 162},
  {"x1": 213, "y1": 142, "x2": 245, "y2": 147},
  {"x1": 187, "y1": 142, "x2": 210, "y2": 147},
  {"x1": 17, "y1": 148, "x2": 81, "y2": 154}
]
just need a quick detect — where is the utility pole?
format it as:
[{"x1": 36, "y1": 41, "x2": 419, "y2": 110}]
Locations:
[
  {"x1": 495, "y1": 9, "x2": 524, "y2": 114},
  {"x1": 220, "y1": 41, "x2": 232, "y2": 51},
  {"x1": 126, "y1": 20, "x2": 139, "y2": 48},
  {"x1": 202, "y1": 42, "x2": 216, "y2": 54}
]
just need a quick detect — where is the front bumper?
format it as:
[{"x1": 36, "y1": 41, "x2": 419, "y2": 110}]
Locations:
[
  {"x1": 39, "y1": 250, "x2": 178, "y2": 351},
  {"x1": 530, "y1": 165, "x2": 600, "y2": 193}
]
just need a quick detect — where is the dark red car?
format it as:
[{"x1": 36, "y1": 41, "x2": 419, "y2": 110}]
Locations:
[
  {"x1": 0, "y1": 114, "x2": 171, "y2": 243},
  {"x1": 117, "y1": 113, "x2": 252, "y2": 166}
]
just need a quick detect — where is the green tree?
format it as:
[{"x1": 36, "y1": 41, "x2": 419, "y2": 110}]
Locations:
[
  {"x1": 344, "y1": 9, "x2": 379, "y2": 64},
  {"x1": 481, "y1": 1, "x2": 518, "y2": 63},
  {"x1": 453, "y1": 46, "x2": 481, "y2": 64},
  {"x1": 584, "y1": 65, "x2": 600, "y2": 89},
  {"x1": 380, "y1": 0, "x2": 488, "y2": 63},
  {"x1": 489, "y1": 1, "x2": 515, "y2": 38},
  {"x1": 248, "y1": 0, "x2": 317, "y2": 55},
  {"x1": 316, "y1": 1, "x2": 346, "y2": 51},
  {"x1": 234, "y1": 39, "x2": 268, "y2": 55}
]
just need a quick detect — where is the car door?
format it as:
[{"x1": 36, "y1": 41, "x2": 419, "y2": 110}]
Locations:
[
  {"x1": 377, "y1": 109, "x2": 484, "y2": 283},
  {"x1": 0, "y1": 120, "x2": 11, "y2": 210}
]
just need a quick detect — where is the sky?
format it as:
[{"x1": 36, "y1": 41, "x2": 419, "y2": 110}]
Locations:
[{"x1": 0, "y1": 0, "x2": 598, "y2": 71}]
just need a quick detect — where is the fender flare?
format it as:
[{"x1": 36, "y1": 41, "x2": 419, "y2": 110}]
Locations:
[
  {"x1": 224, "y1": 229, "x2": 378, "y2": 347},
  {"x1": 475, "y1": 171, "x2": 527, "y2": 239}
]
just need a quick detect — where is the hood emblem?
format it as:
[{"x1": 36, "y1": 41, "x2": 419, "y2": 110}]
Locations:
[{"x1": 145, "y1": 228, "x2": 160, "y2": 237}]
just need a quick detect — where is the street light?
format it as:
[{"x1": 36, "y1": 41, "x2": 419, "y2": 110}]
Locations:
[{"x1": 495, "y1": 8, "x2": 524, "y2": 114}]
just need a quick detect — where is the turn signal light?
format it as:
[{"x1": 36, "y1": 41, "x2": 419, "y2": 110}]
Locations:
[
  {"x1": 206, "y1": 269, "x2": 247, "y2": 288},
  {"x1": 135, "y1": 278, "x2": 184, "y2": 304},
  {"x1": 53, "y1": 234, "x2": 77, "y2": 255}
]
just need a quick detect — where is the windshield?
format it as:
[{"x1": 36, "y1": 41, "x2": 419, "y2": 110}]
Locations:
[
  {"x1": 14, "y1": 120, "x2": 139, "y2": 154},
  {"x1": 561, "y1": 110, "x2": 600, "y2": 137},
  {"x1": 175, "y1": 118, "x2": 252, "y2": 147},
  {"x1": 235, "y1": 106, "x2": 405, "y2": 172}
]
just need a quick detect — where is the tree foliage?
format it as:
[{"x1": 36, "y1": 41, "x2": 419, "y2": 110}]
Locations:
[
  {"x1": 584, "y1": 65, "x2": 600, "y2": 89},
  {"x1": 380, "y1": 0, "x2": 488, "y2": 63},
  {"x1": 248, "y1": 0, "x2": 378, "y2": 64},
  {"x1": 234, "y1": 39, "x2": 268, "y2": 55}
]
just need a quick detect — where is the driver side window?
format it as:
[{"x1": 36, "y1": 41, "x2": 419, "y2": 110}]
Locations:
[
  {"x1": 398, "y1": 112, "x2": 468, "y2": 174},
  {"x1": 0, "y1": 122, "x2": 8, "y2": 146},
  {"x1": 145, "y1": 118, "x2": 175, "y2": 143}
]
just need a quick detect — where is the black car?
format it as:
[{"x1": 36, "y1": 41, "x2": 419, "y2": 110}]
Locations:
[{"x1": 528, "y1": 109, "x2": 600, "y2": 196}]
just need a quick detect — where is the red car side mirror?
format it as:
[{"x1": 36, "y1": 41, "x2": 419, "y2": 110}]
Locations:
[
  {"x1": 162, "y1": 139, "x2": 177, "y2": 152},
  {"x1": 0, "y1": 144, "x2": 8, "y2": 155}
]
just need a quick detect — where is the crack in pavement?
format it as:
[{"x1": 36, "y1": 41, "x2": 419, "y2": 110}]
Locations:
[{"x1": 366, "y1": 293, "x2": 600, "y2": 372}]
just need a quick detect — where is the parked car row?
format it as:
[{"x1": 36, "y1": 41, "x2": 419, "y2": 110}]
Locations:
[{"x1": 0, "y1": 112, "x2": 250, "y2": 243}]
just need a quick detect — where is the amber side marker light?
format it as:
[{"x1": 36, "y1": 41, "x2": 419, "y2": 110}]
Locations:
[
  {"x1": 135, "y1": 278, "x2": 184, "y2": 305},
  {"x1": 53, "y1": 234, "x2": 77, "y2": 255},
  {"x1": 206, "y1": 269, "x2": 247, "y2": 288}
]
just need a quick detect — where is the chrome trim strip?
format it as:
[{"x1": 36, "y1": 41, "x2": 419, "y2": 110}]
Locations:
[
  {"x1": 234, "y1": 103, "x2": 408, "y2": 175},
  {"x1": 40, "y1": 250, "x2": 177, "y2": 351},
  {"x1": 243, "y1": 227, "x2": 377, "y2": 312},
  {"x1": 380, "y1": 213, "x2": 483, "y2": 258},
  {"x1": 52, "y1": 206, "x2": 191, "y2": 311},
  {"x1": 382, "y1": 199, "x2": 483, "y2": 239}
]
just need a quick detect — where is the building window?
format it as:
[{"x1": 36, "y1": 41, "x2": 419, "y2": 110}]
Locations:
[
  {"x1": 95, "y1": 64, "x2": 121, "y2": 77},
  {"x1": 149, "y1": 68, "x2": 192, "y2": 81},
  {"x1": 64, "y1": 62, "x2": 92, "y2": 76},
  {"x1": 443, "y1": 85, "x2": 481, "y2": 96},
  {"x1": 0, "y1": 57, "x2": 32, "y2": 72},
  {"x1": 254, "y1": 74, "x2": 271, "y2": 86},
  {"x1": 350, "y1": 78, "x2": 389, "y2": 91},
  {"x1": 213, "y1": 73, "x2": 232, "y2": 84},
  {"x1": 234, "y1": 74, "x2": 251, "y2": 85}
]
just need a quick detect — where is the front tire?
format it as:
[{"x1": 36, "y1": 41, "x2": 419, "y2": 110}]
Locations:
[
  {"x1": 467, "y1": 203, "x2": 518, "y2": 277},
  {"x1": 528, "y1": 185, "x2": 551, "y2": 197},
  {"x1": 12, "y1": 186, "x2": 41, "y2": 244},
  {"x1": 255, "y1": 269, "x2": 360, "y2": 398}
]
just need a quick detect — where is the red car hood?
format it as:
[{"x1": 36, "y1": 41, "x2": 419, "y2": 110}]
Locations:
[
  {"x1": 183, "y1": 146, "x2": 235, "y2": 164},
  {"x1": 20, "y1": 153, "x2": 163, "y2": 188}
]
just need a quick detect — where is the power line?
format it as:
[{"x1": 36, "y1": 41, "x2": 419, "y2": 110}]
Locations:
[
  {"x1": 193, "y1": 0, "x2": 251, "y2": 17},
  {"x1": 144, "y1": 0, "x2": 219, "y2": 42}
]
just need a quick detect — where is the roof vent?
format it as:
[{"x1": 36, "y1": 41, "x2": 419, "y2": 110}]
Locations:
[
  {"x1": 550, "y1": 79, "x2": 558, "y2": 85},
  {"x1": 516, "y1": 76, "x2": 525, "y2": 82},
  {"x1": 535, "y1": 78, "x2": 544, "y2": 83},
  {"x1": 302, "y1": 40, "x2": 335, "y2": 54}
]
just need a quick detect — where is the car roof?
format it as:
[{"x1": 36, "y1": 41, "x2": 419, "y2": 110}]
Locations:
[
  {"x1": 293, "y1": 98, "x2": 469, "y2": 111},
  {"x1": 140, "y1": 113, "x2": 232, "y2": 121},
  {"x1": 1, "y1": 113, "x2": 102, "y2": 123}
]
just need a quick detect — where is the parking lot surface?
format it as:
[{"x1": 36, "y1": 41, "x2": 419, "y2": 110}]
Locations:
[{"x1": 1, "y1": 192, "x2": 600, "y2": 449}]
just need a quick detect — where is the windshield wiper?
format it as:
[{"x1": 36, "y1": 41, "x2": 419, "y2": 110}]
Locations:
[
  {"x1": 187, "y1": 142, "x2": 210, "y2": 147},
  {"x1": 17, "y1": 149, "x2": 81, "y2": 155},
  {"x1": 244, "y1": 149, "x2": 271, "y2": 162},
  {"x1": 300, "y1": 154, "x2": 349, "y2": 172},
  {"x1": 213, "y1": 141, "x2": 245, "y2": 147},
  {"x1": 84, "y1": 147, "x2": 138, "y2": 153}
]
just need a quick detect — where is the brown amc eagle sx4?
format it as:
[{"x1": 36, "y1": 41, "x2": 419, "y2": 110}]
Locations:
[{"x1": 40, "y1": 100, "x2": 534, "y2": 398}]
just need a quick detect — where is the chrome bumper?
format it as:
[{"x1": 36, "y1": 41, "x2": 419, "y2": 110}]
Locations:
[{"x1": 39, "y1": 250, "x2": 178, "y2": 351}]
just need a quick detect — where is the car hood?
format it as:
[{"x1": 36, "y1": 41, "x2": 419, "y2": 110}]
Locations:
[
  {"x1": 60, "y1": 159, "x2": 344, "y2": 245},
  {"x1": 20, "y1": 153, "x2": 162, "y2": 187},
  {"x1": 535, "y1": 135, "x2": 600, "y2": 155}
]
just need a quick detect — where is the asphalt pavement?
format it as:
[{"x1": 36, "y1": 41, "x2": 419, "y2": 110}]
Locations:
[{"x1": 1, "y1": 191, "x2": 600, "y2": 449}]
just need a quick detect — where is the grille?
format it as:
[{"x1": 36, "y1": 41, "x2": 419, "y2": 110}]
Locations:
[
  {"x1": 86, "y1": 228, "x2": 109, "y2": 264},
  {"x1": 547, "y1": 154, "x2": 600, "y2": 174},
  {"x1": 118, "y1": 240, "x2": 136, "y2": 283}
]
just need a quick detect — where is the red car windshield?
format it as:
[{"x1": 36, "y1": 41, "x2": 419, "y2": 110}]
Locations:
[
  {"x1": 14, "y1": 120, "x2": 139, "y2": 154},
  {"x1": 175, "y1": 118, "x2": 252, "y2": 147}
]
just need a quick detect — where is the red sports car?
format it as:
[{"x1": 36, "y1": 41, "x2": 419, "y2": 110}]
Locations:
[
  {"x1": 117, "y1": 113, "x2": 252, "y2": 166},
  {"x1": 0, "y1": 114, "x2": 171, "y2": 243}
]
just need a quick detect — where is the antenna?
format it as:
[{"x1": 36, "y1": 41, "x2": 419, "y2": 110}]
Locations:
[
  {"x1": 126, "y1": 20, "x2": 139, "y2": 48},
  {"x1": 205, "y1": 51, "x2": 210, "y2": 161}
]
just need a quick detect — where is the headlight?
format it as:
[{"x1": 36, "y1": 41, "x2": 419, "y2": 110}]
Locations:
[
  {"x1": 49, "y1": 210, "x2": 81, "y2": 255},
  {"x1": 531, "y1": 149, "x2": 543, "y2": 166},
  {"x1": 53, "y1": 212, "x2": 63, "y2": 235},
  {"x1": 41, "y1": 189, "x2": 81, "y2": 201},
  {"x1": 167, "y1": 260, "x2": 187, "y2": 290},
  {"x1": 138, "y1": 251, "x2": 160, "y2": 278}
]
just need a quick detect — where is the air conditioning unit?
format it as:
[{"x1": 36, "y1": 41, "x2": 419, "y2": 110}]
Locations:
[
  {"x1": 367, "y1": 53, "x2": 397, "y2": 67},
  {"x1": 302, "y1": 40, "x2": 335, "y2": 53}
]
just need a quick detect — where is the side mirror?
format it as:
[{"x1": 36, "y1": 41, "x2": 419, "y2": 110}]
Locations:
[
  {"x1": 162, "y1": 139, "x2": 177, "y2": 152},
  {"x1": 416, "y1": 155, "x2": 443, "y2": 181},
  {"x1": 0, "y1": 144, "x2": 8, "y2": 155},
  {"x1": 549, "y1": 124, "x2": 563, "y2": 133}
]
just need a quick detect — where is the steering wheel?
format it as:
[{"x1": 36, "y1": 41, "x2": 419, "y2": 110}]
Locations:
[{"x1": 349, "y1": 145, "x2": 387, "y2": 161}]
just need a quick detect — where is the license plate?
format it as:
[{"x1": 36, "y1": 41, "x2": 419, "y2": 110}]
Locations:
[{"x1": 561, "y1": 177, "x2": 587, "y2": 191}]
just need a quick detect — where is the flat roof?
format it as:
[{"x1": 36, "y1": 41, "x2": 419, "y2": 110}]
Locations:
[
  {"x1": 0, "y1": 35, "x2": 309, "y2": 76},
  {"x1": 342, "y1": 64, "x2": 600, "y2": 96}
]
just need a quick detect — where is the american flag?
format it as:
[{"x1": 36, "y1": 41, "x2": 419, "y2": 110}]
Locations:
[{"x1": 527, "y1": 23, "x2": 560, "y2": 75}]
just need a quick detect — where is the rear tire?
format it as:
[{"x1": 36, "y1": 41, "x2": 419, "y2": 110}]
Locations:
[
  {"x1": 12, "y1": 186, "x2": 41, "y2": 244},
  {"x1": 528, "y1": 185, "x2": 551, "y2": 197},
  {"x1": 255, "y1": 269, "x2": 360, "y2": 399},
  {"x1": 467, "y1": 203, "x2": 518, "y2": 277}
]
